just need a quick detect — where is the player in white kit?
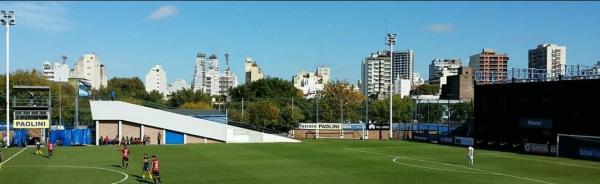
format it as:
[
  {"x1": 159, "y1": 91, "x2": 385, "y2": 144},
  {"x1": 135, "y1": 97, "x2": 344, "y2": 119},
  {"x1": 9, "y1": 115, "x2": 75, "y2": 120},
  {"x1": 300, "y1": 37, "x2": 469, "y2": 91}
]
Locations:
[{"x1": 467, "y1": 145, "x2": 474, "y2": 166}]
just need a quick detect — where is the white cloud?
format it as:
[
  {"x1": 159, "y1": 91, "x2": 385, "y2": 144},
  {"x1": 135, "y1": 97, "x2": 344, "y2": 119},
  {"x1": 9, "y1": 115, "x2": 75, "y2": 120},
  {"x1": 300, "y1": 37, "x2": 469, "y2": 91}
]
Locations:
[
  {"x1": 424, "y1": 23, "x2": 455, "y2": 33},
  {"x1": 146, "y1": 5, "x2": 178, "y2": 21},
  {"x1": 6, "y1": 2, "x2": 73, "y2": 32}
]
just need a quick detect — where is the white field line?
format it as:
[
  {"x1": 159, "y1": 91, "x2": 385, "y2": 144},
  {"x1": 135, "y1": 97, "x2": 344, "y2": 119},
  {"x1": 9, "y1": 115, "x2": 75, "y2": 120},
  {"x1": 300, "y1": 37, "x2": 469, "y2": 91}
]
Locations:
[
  {"x1": 5, "y1": 165, "x2": 128, "y2": 184},
  {"x1": 480, "y1": 153, "x2": 600, "y2": 170},
  {"x1": 0, "y1": 147, "x2": 28, "y2": 167},
  {"x1": 391, "y1": 157, "x2": 487, "y2": 174},
  {"x1": 344, "y1": 147, "x2": 556, "y2": 184}
]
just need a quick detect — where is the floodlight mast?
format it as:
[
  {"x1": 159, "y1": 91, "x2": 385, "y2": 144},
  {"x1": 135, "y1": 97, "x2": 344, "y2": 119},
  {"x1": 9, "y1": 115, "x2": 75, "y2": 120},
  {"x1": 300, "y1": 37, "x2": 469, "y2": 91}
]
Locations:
[
  {"x1": 2, "y1": 10, "x2": 15, "y2": 148},
  {"x1": 386, "y1": 33, "x2": 396, "y2": 140}
]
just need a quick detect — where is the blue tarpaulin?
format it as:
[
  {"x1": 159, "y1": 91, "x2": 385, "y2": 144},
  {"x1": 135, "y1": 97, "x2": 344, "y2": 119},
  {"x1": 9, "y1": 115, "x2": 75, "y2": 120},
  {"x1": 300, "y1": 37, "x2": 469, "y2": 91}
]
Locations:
[
  {"x1": 49, "y1": 129, "x2": 92, "y2": 146},
  {"x1": 11, "y1": 129, "x2": 29, "y2": 147}
]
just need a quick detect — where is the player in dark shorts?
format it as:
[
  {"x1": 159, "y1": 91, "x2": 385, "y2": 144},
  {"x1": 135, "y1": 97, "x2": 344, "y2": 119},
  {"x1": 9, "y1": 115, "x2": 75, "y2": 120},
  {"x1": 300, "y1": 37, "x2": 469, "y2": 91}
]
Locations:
[
  {"x1": 151, "y1": 155, "x2": 161, "y2": 184},
  {"x1": 121, "y1": 145, "x2": 130, "y2": 168},
  {"x1": 35, "y1": 140, "x2": 42, "y2": 155},
  {"x1": 47, "y1": 141, "x2": 54, "y2": 158},
  {"x1": 142, "y1": 154, "x2": 152, "y2": 179}
]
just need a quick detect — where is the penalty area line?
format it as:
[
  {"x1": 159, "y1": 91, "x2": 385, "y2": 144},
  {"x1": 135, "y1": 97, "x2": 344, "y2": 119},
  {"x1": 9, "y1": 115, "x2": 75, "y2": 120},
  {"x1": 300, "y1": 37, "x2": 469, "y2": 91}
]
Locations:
[
  {"x1": 344, "y1": 147, "x2": 556, "y2": 184},
  {"x1": 0, "y1": 147, "x2": 28, "y2": 167}
]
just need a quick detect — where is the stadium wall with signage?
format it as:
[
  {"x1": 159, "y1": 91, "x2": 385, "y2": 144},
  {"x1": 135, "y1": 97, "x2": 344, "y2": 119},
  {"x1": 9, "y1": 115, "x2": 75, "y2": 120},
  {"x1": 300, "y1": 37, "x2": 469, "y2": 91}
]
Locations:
[
  {"x1": 293, "y1": 123, "x2": 390, "y2": 140},
  {"x1": 474, "y1": 79, "x2": 600, "y2": 154}
]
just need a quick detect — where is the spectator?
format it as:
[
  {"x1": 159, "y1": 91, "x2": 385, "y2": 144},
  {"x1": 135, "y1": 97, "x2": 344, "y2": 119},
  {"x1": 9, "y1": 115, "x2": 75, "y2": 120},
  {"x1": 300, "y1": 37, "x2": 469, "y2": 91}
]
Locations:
[{"x1": 157, "y1": 132, "x2": 162, "y2": 145}]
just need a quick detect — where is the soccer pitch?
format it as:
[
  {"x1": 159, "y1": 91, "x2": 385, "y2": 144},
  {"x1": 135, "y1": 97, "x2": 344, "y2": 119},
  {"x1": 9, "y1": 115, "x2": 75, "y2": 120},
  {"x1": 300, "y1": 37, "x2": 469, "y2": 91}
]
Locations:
[{"x1": 1, "y1": 140, "x2": 599, "y2": 184}]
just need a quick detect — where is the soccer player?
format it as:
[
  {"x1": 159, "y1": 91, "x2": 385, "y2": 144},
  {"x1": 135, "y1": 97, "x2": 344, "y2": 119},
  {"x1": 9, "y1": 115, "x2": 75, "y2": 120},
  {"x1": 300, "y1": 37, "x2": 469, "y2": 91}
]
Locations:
[
  {"x1": 121, "y1": 145, "x2": 130, "y2": 168},
  {"x1": 467, "y1": 145, "x2": 474, "y2": 166},
  {"x1": 142, "y1": 154, "x2": 152, "y2": 179},
  {"x1": 47, "y1": 141, "x2": 54, "y2": 158},
  {"x1": 35, "y1": 140, "x2": 42, "y2": 155},
  {"x1": 151, "y1": 155, "x2": 162, "y2": 184}
]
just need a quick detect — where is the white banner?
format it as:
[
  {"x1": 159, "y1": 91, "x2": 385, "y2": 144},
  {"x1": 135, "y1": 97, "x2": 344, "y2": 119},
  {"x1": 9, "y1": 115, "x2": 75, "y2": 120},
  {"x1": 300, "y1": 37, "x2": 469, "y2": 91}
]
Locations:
[
  {"x1": 298, "y1": 123, "x2": 317, "y2": 130},
  {"x1": 342, "y1": 123, "x2": 364, "y2": 130},
  {"x1": 318, "y1": 123, "x2": 341, "y2": 130},
  {"x1": 298, "y1": 123, "x2": 344, "y2": 130}
]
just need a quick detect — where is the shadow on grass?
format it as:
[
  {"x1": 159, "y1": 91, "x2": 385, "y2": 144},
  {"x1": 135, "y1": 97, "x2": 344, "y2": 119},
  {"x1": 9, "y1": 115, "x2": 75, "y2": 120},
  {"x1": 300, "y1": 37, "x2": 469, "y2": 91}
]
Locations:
[
  {"x1": 108, "y1": 164, "x2": 123, "y2": 168},
  {"x1": 132, "y1": 175, "x2": 154, "y2": 184},
  {"x1": 442, "y1": 161, "x2": 468, "y2": 165}
]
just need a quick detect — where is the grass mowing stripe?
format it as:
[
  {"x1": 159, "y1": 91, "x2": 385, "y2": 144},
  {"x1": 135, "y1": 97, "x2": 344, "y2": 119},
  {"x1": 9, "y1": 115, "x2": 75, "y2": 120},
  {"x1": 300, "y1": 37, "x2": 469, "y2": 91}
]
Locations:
[
  {"x1": 481, "y1": 153, "x2": 600, "y2": 170},
  {"x1": 391, "y1": 157, "x2": 487, "y2": 174},
  {"x1": 0, "y1": 147, "x2": 27, "y2": 167},
  {"x1": 345, "y1": 147, "x2": 556, "y2": 184}
]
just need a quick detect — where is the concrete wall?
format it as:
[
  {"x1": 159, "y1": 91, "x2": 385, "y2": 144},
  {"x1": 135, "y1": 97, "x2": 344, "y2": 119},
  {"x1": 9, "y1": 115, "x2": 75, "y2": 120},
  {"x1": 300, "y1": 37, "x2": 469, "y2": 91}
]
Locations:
[
  {"x1": 293, "y1": 129, "x2": 364, "y2": 140},
  {"x1": 122, "y1": 121, "x2": 141, "y2": 138},
  {"x1": 367, "y1": 130, "x2": 390, "y2": 140},
  {"x1": 186, "y1": 134, "x2": 223, "y2": 144},
  {"x1": 293, "y1": 130, "x2": 316, "y2": 139},
  {"x1": 144, "y1": 126, "x2": 162, "y2": 145},
  {"x1": 99, "y1": 121, "x2": 118, "y2": 139},
  {"x1": 343, "y1": 131, "x2": 364, "y2": 139}
]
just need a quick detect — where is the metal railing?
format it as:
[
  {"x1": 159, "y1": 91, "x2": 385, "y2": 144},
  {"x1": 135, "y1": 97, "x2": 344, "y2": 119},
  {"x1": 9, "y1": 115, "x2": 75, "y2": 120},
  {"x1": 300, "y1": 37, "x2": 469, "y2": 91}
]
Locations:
[
  {"x1": 227, "y1": 120, "x2": 288, "y2": 136},
  {"x1": 11, "y1": 99, "x2": 50, "y2": 107},
  {"x1": 474, "y1": 64, "x2": 600, "y2": 85}
]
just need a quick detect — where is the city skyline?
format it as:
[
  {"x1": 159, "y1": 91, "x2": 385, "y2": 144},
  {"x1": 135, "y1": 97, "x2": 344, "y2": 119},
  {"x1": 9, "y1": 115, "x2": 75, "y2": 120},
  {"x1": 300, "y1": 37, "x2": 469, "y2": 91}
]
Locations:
[{"x1": 1, "y1": 2, "x2": 600, "y2": 83}]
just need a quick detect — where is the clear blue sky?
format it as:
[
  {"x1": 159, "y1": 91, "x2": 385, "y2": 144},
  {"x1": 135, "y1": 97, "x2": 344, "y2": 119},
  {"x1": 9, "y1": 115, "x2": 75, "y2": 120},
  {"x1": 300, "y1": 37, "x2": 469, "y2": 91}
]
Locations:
[{"x1": 1, "y1": 2, "x2": 600, "y2": 84}]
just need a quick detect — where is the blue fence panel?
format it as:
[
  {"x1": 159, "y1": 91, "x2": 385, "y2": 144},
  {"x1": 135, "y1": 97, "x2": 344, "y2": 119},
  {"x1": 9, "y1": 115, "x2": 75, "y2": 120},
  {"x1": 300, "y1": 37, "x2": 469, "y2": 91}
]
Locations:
[
  {"x1": 64, "y1": 130, "x2": 72, "y2": 146},
  {"x1": 11, "y1": 129, "x2": 28, "y2": 147},
  {"x1": 50, "y1": 129, "x2": 92, "y2": 146},
  {"x1": 165, "y1": 130, "x2": 184, "y2": 144},
  {"x1": 72, "y1": 130, "x2": 81, "y2": 145}
]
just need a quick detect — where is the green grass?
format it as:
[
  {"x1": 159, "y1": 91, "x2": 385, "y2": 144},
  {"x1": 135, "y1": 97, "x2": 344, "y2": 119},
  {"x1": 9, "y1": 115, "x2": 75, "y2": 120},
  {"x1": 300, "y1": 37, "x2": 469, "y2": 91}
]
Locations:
[{"x1": 1, "y1": 140, "x2": 599, "y2": 184}]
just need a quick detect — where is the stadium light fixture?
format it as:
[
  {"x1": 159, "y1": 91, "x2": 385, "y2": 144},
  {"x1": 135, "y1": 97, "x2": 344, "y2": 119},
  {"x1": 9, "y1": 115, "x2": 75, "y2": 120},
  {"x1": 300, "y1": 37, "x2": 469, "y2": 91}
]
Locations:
[{"x1": 2, "y1": 10, "x2": 15, "y2": 148}]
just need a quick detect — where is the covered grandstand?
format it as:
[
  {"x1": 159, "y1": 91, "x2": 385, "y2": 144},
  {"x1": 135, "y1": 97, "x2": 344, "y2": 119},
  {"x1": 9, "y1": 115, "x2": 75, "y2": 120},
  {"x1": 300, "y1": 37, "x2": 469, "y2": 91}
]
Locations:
[{"x1": 90, "y1": 101, "x2": 300, "y2": 145}]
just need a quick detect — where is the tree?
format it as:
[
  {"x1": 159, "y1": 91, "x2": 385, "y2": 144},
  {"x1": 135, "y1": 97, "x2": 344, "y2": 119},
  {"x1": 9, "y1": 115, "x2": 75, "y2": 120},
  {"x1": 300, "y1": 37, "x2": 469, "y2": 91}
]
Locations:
[
  {"x1": 96, "y1": 77, "x2": 148, "y2": 101},
  {"x1": 414, "y1": 84, "x2": 440, "y2": 95},
  {"x1": 319, "y1": 81, "x2": 366, "y2": 123},
  {"x1": 227, "y1": 78, "x2": 305, "y2": 131},
  {"x1": 179, "y1": 102, "x2": 212, "y2": 110},
  {"x1": 144, "y1": 90, "x2": 165, "y2": 105},
  {"x1": 366, "y1": 95, "x2": 413, "y2": 125},
  {"x1": 167, "y1": 89, "x2": 211, "y2": 108},
  {"x1": 246, "y1": 100, "x2": 280, "y2": 127},
  {"x1": 229, "y1": 78, "x2": 302, "y2": 99},
  {"x1": 279, "y1": 105, "x2": 304, "y2": 130}
]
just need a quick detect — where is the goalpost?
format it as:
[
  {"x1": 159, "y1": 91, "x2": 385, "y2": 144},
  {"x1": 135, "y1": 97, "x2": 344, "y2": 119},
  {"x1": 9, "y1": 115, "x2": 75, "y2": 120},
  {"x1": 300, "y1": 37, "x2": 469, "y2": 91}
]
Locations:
[{"x1": 556, "y1": 134, "x2": 600, "y2": 161}]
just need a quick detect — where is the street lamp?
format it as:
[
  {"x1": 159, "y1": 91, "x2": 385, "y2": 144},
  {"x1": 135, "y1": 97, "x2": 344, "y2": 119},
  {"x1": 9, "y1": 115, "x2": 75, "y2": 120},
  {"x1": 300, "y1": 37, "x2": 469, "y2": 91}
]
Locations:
[
  {"x1": 1, "y1": 10, "x2": 15, "y2": 148},
  {"x1": 386, "y1": 33, "x2": 396, "y2": 140}
]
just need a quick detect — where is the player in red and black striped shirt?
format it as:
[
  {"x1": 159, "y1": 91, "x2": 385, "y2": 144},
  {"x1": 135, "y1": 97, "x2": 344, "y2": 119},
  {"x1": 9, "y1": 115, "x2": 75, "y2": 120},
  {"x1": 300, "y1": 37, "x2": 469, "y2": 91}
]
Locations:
[
  {"x1": 121, "y1": 145, "x2": 130, "y2": 168},
  {"x1": 151, "y1": 155, "x2": 162, "y2": 184}
]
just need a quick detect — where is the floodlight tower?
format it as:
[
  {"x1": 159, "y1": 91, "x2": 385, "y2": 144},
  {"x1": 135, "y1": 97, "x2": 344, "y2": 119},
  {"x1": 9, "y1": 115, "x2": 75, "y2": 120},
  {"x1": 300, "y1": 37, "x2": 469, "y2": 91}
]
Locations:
[
  {"x1": 2, "y1": 10, "x2": 15, "y2": 148},
  {"x1": 386, "y1": 33, "x2": 396, "y2": 140}
]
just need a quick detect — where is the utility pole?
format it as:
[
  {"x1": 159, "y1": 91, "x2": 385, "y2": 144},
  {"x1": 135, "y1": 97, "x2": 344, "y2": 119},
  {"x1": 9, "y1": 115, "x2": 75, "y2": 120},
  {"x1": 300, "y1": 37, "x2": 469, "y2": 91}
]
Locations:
[
  {"x1": 241, "y1": 98, "x2": 244, "y2": 123},
  {"x1": 316, "y1": 95, "x2": 320, "y2": 123},
  {"x1": 59, "y1": 55, "x2": 66, "y2": 126}
]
